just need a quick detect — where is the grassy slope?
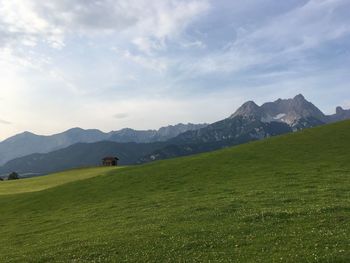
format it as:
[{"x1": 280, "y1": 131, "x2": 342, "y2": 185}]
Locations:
[
  {"x1": 0, "y1": 167, "x2": 119, "y2": 195},
  {"x1": 0, "y1": 121, "x2": 349, "y2": 262}
]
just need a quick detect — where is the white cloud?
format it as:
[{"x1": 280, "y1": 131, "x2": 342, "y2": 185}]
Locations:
[
  {"x1": 0, "y1": 0, "x2": 209, "y2": 52},
  {"x1": 343, "y1": 101, "x2": 350, "y2": 109},
  {"x1": 180, "y1": 40, "x2": 206, "y2": 49},
  {"x1": 132, "y1": 37, "x2": 164, "y2": 54},
  {"x1": 0, "y1": 0, "x2": 210, "y2": 102},
  {"x1": 236, "y1": 0, "x2": 350, "y2": 51},
  {"x1": 0, "y1": 118, "x2": 11, "y2": 125},
  {"x1": 122, "y1": 50, "x2": 168, "y2": 72},
  {"x1": 113, "y1": 113, "x2": 129, "y2": 119},
  {"x1": 0, "y1": 0, "x2": 64, "y2": 49},
  {"x1": 180, "y1": 0, "x2": 350, "y2": 77}
]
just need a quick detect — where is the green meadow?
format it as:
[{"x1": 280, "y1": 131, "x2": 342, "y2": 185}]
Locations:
[
  {"x1": 0, "y1": 121, "x2": 349, "y2": 262},
  {"x1": 0, "y1": 167, "x2": 119, "y2": 195}
]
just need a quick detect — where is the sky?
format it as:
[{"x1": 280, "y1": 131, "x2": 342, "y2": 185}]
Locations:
[{"x1": 0, "y1": 0, "x2": 350, "y2": 140}]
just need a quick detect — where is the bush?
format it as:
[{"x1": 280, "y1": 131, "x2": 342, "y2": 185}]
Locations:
[{"x1": 8, "y1": 172, "x2": 20, "y2": 180}]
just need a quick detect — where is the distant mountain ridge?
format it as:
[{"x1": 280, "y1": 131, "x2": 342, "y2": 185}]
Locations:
[
  {"x1": 140, "y1": 116, "x2": 292, "y2": 162},
  {"x1": 1, "y1": 94, "x2": 350, "y2": 176},
  {"x1": 109, "y1": 123, "x2": 207, "y2": 143},
  {"x1": 0, "y1": 141, "x2": 166, "y2": 176},
  {"x1": 0, "y1": 123, "x2": 207, "y2": 165}
]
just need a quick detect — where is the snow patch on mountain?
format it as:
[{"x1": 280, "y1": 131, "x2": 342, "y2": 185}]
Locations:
[{"x1": 274, "y1": 113, "x2": 286, "y2": 120}]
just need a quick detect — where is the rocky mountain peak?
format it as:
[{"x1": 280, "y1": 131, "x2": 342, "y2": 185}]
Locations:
[
  {"x1": 230, "y1": 101, "x2": 261, "y2": 118},
  {"x1": 336, "y1": 106, "x2": 344, "y2": 114},
  {"x1": 327, "y1": 106, "x2": 350, "y2": 123},
  {"x1": 229, "y1": 94, "x2": 328, "y2": 127},
  {"x1": 293, "y1": 94, "x2": 306, "y2": 101},
  {"x1": 291, "y1": 94, "x2": 311, "y2": 109}
]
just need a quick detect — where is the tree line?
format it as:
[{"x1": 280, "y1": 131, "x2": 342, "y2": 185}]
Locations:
[{"x1": 0, "y1": 172, "x2": 20, "y2": 181}]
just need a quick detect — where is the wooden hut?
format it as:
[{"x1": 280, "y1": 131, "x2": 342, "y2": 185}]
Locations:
[{"x1": 102, "y1": 156, "x2": 119, "y2": 166}]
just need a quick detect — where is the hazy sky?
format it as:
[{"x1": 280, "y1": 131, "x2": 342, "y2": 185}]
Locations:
[{"x1": 0, "y1": 0, "x2": 349, "y2": 140}]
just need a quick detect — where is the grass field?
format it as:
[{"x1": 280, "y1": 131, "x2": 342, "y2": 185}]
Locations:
[
  {"x1": 0, "y1": 167, "x2": 119, "y2": 195},
  {"x1": 0, "y1": 121, "x2": 349, "y2": 262}
]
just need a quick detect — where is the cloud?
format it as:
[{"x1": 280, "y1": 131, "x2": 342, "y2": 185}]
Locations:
[
  {"x1": 177, "y1": 0, "x2": 350, "y2": 77},
  {"x1": 0, "y1": 118, "x2": 11, "y2": 125},
  {"x1": 113, "y1": 113, "x2": 129, "y2": 119},
  {"x1": 234, "y1": 0, "x2": 350, "y2": 55},
  {"x1": 0, "y1": 0, "x2": 210, "y2": 96},
  {"x1": 0, "y1": 0, "x2": 65, "y2": 49},
  {"x1": 130, "y1": 1, "x2": 209, "y2": 53},
  {"x1": 121, "y1": 50, "x2": 168, "y2": 72},
  {"x1": 0, "y1": 0, "x2": 209, "y2": 51},
  {"x1": 343, "y1": 100, "x2": 350, "y2": 109}
]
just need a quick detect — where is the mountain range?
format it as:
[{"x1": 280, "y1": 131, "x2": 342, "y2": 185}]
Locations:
[
  {"x1": 0, "y1": 94, "x2": 349, "y2": 176},
  {"x1": 141, "y1": 94, "x2": 349, "y2": 161},
  {"x1": 0, "y1": 141, "x2": 165, "y2": 176},
  {"x1": 0, "y1": 123, "x2": 207, "y2": 166}
]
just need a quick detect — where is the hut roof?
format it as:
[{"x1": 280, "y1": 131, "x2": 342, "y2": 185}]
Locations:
[{"x1": 102, "y1": 156, "x2": 119, "y2": 161}]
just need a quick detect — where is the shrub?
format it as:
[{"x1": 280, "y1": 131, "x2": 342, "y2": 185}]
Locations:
[{"x1": 8, "y1": 172, "x2": 20, "y2": 180}]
